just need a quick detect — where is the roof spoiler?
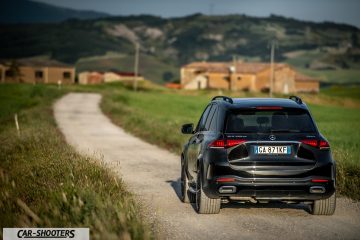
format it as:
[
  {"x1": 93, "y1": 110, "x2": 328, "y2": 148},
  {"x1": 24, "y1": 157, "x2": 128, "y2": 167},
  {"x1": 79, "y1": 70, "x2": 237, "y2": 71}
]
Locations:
[
  {"x1": 212, "y1": 96, "x2": 233, "y2": 104},
  {"x1": 289, "y1": 95, "x2": 303, "y2": 104}
]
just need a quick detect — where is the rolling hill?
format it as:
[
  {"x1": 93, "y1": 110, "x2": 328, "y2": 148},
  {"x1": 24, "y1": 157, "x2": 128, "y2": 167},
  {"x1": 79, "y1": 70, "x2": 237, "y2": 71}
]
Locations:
[
  {"x1": 0, "y1": 0, "x2": 109, "y2": 23},
  {"x1": 0, "y1": 12, "x2": 359, "y2": 84}
]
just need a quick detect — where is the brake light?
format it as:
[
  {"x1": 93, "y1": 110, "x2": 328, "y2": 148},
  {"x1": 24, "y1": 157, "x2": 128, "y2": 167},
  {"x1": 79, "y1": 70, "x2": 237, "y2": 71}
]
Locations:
[
  {"x1": 209, "y1": 139, "x2": 246, "y2": 148},
  {"x1": 216, "y1": 177, "x2": 236, "y2": 183},
  {"x1": 227, "y1": 139, "x2": 246, "y2": 147},
  {"x1": 301, "y1": 139, "x2": 330, "y2": 149},
  {"x1": 256, "y1": 106, "x2": 283, "y2": 110},
  {"x1": 311, "y1": 179, "x2": 329, "y2": 183},
  {"x1": 209, "y1": 140, "x2": 225, "y2": 148}
]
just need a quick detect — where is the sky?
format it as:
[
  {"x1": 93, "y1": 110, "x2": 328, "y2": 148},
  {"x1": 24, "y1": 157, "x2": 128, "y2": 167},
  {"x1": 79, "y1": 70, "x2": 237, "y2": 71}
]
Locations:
[{"x1": 36, "y1": 0, "x2": 360, "y2": 27}]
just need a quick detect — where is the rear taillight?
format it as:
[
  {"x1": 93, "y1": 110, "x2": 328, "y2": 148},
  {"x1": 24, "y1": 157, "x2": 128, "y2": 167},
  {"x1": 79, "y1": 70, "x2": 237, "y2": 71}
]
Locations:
[
  {"x1": 319, "y1": 140, "x2": 330, "y2": 149},
  {"x1": 209, "y1": 139, "x2": 246, "y2": 148},
  {"x1": 301, "y1": 139, "x2": 318, "y2": 148},
  {"x1": 227, "y1": 139, "x2": 246, "y2": 147},
  {"x1": 301, "y1": 139, "x2": 330, "y2": 149},
  {"x1": 209, "y1": 140, "x2": 225, "y2": 148}
]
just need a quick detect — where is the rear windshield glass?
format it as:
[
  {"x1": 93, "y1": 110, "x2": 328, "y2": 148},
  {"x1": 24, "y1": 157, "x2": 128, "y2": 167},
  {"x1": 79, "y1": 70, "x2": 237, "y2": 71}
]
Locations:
[{"x1": 225, "y1": 109, "x2": 316, "y2": 133}]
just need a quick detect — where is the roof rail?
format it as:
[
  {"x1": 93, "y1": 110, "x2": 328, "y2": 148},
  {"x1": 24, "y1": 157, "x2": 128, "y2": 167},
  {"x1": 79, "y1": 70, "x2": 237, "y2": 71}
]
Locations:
[
  {"x1": 212, "y1": 96, "x2": 233, "y2": 104},
  {"x1": 289, "y1": 95, "x2": 303, "y2": 104}
]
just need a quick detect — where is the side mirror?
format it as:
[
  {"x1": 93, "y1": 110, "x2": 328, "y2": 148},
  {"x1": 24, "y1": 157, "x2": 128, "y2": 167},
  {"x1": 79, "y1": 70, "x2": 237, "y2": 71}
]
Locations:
[{"x1": 181, "y1": 123, "x2": 194, "y2": 134}]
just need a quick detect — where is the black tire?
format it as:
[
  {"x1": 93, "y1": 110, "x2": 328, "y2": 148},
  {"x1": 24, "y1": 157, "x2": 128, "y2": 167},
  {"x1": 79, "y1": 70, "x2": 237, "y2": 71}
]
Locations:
[
  {"x1": 310, "y1": 193, "x2": 336, "y2": 215},
  {"x1": 195, "y1": 169, "x2": 221, "y2": 214},
  {"x1": 181, "y1": 164, "x2": 195, "y2": 203}
]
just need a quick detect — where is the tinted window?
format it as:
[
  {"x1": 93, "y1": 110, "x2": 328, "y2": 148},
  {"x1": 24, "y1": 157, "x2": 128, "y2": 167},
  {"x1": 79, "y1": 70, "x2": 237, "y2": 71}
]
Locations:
[
  {"x1": 196, "y1": 105, "x2": 212, "y2": 132},
  {"x1": 204, "y1": 105, "x2": 216, "y2": 131},
  {"x1": 209, "y1": 106, "x2": 218, "y2": 131},
  {"x1": 226, "y1": 109, "x2": 316, "y2": 133}
]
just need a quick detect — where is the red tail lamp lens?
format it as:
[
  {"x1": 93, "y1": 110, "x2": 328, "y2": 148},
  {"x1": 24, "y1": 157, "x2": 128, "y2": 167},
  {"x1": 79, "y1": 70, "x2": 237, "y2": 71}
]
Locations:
[
  {"x1": 209, "y1": 140, "x2": 225, "y2": 148},
  {"x1": 301, "y1": 139, "x2": 318, "y2": 148},
  {"x1": 216, "y1": 177, "x2": 236, "y2": 183},
  {"x1": 319, "y1": 140, "x2": 330, "y2": 149},
  {"x1": 301, "y1": 139, "x2": 330, "y2": 149},
  {"x1": 226, "y1": 139, "x2": 246, "y2": 147},
  {"x1": 311, "y1": 179, "x2": 329, "y2": 183},
  {"x1": 209, "y1": 139, "x2": 246, "y2": 148}
]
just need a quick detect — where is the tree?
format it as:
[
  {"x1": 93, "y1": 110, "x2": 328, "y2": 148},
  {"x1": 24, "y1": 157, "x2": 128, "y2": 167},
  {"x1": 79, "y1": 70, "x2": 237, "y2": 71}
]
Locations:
[
  {"x1": 162, "y1": 71, "x2": 174, "y2": 82},
  {"x1": 7, "y1": 60, "x2": 22, "y2": 82}
]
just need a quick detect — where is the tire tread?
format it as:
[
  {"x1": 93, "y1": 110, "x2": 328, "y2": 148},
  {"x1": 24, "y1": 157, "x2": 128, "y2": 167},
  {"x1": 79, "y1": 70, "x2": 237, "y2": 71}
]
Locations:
[{"x1": 311, "y1": 193, "x2": 336, "y2": 215}]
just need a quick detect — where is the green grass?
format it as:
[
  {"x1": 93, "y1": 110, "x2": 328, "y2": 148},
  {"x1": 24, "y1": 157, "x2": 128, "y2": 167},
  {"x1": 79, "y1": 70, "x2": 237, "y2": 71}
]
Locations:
[
  {"x1": 99, "y1": 83, "x2": 360, "y2": 200},
  {"x1": 321, "y1": 85, "x2": 360, "y2": 101},
  {"x1": 0, "y1": 84, "x2": 150, "y2": 239},
  {"x1": 297, "y1": 68, "x2": 360, "y2": 84}
]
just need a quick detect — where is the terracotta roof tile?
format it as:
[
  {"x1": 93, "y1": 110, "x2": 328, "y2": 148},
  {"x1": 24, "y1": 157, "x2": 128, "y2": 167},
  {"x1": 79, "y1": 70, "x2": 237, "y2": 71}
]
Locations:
[{"x1": 183, "y1": 62, "x2": 288, "y2": 74}]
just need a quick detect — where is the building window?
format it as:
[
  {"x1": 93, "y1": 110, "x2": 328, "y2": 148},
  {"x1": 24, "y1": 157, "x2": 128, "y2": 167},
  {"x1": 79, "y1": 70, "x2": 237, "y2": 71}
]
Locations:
[
  {"x1": 223, "y1": 76, "x2": 230, "y2": 81},
  {"x1": 63, "y1": 72, "x2": 71, "y2": 79},
  {"x1": 237, "y1": 77, "x2": 242, "y2": 81},
  {"x1": 35, "y1": 71, "x2": 43, "y2": 78},
  {"x1": 5, "y1": 70, "x2": 13, "y2": 77}
]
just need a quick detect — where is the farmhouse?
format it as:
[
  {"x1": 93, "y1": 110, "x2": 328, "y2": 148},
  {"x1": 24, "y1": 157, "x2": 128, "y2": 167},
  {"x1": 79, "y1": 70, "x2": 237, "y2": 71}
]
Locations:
[
  {"x1": 78, "y1": 71, "x2": 104, "y2": 85},
  {"x1": 181, "y1": 62, "x2": 319, "y2": 93},
  {"x1": 0, "y1": 58, "x2": 75, "y2": 84},
  {"x1": 78, "y1": 71, "x2": 144, "y2": 85}
]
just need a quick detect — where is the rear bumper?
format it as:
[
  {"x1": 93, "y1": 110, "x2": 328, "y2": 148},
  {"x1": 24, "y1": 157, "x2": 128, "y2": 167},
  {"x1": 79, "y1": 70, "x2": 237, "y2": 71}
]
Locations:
[{"x1": 203, "y1": 176, "x2": 336, "y2": 200}]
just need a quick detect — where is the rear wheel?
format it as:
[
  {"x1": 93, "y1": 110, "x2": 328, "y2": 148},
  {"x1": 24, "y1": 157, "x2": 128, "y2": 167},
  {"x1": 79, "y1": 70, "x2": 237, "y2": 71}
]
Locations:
[
  {"x1": 195, "y1": 169, "x2": 221, "y2": 214},
  {"x1": 310, "y1": 193, "x2": 336, "y2": 215},
  {"x1": 181, "y1": 164, "x2": 195, "y2": 203}
]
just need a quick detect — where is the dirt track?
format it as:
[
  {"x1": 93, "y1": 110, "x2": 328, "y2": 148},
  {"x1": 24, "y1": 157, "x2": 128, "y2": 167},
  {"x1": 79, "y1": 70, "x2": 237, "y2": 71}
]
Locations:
[{"x1": 54, "y1": 93, "x2": 360, "y2": 240}]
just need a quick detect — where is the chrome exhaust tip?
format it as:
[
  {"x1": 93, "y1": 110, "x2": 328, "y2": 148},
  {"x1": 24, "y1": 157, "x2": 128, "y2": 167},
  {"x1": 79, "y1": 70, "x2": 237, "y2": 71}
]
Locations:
[
  {"x1": 310, "y1": 186, "x2": 326, "y2": 194},
  {"x1": 219, "y1": 186, "x2": 236, "y2": 194}
]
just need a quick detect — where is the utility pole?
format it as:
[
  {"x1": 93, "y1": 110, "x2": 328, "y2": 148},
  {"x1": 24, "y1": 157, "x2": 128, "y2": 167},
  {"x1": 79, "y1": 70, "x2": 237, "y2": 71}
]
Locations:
[
  {"x1": 269, "y1": 40, "x2": 277, "y2": 98},
  {"x1": 232, "y1": 55, "x2": 237, "y2": 91},
  {"x1": 133, "y1": 42, "x2": 140, "y2": 91},
  {"x1": 209, "y1": 3, "x2": 214, "y2": 15}
]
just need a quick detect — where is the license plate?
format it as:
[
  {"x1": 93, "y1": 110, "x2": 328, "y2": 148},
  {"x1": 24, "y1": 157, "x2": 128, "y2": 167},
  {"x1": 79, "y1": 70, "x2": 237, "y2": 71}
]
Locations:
[{"x1": 254, "y1": 146, "x2": 291, "y2": 154}]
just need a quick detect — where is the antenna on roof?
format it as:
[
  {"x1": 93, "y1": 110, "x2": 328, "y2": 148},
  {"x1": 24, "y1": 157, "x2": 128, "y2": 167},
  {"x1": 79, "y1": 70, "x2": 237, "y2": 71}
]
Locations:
[
  {"x1": 212, "y1": 96, "x2": 233, "y2": 104},
  {"x1": 289, "y1": 95, "x2": 303, "y2": 104}
]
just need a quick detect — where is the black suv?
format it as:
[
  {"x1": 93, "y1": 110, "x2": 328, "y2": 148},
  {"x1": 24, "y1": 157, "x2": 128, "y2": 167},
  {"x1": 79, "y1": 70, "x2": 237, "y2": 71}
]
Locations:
[{"x1": 181, "y1": 96, "x2": 335, "y2": 215}]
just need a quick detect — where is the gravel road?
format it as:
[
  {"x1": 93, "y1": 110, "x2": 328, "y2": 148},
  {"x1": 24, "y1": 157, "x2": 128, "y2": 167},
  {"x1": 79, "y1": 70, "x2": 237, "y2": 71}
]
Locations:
[{"x1": 54, "y1": 93, "x2": 360, "y2": 240}]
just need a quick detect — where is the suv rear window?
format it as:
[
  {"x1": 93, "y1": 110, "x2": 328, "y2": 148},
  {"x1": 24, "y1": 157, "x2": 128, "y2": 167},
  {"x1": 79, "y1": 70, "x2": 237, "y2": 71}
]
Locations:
[{"x1": 225, "y1": 108, "x2": 316, "y2": 133}]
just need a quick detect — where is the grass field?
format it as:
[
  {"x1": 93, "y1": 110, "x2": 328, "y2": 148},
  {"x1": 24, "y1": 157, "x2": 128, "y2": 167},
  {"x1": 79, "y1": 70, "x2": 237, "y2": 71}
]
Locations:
[
  {"x1": 98, "y1": 83, "x2": 360, "y2": 200},
  {"x1": 298, "y1": 68, "x2": 360, "y2": 84},
  {"x1": 0, "y1": 84, "x2": 149, "y2": 239},
  {"x1": 321, "y1": 85, "x2": 360, "y2": 101}
]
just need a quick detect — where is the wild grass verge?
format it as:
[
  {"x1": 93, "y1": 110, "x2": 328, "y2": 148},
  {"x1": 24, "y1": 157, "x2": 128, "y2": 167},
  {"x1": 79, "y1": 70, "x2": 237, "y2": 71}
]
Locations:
[{"x1": 0, "y1": 84, "x2": 150, "y2": 239}]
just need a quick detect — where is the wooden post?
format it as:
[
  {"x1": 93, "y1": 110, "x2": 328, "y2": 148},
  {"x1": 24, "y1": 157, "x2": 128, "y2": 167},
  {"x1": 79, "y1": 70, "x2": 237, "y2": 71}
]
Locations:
[{"x1": 14, "y1": 113, "x2": 20, "y2": 136}]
